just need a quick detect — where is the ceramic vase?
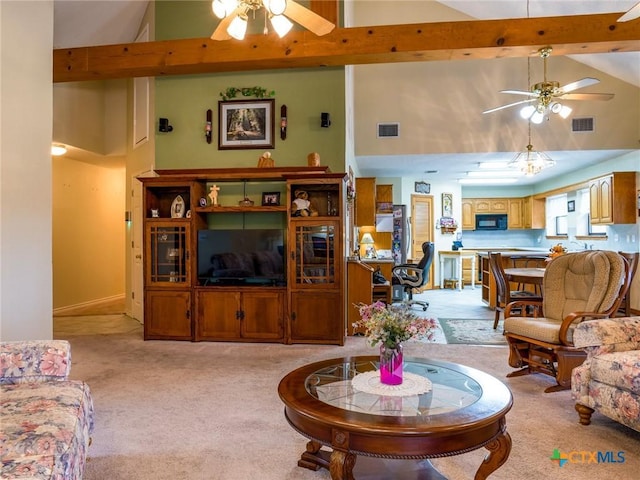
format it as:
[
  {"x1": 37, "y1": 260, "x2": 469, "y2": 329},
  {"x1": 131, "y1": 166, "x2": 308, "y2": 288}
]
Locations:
[{"x1": 379, "y1": 343, "x2": 403, "y2": 385}]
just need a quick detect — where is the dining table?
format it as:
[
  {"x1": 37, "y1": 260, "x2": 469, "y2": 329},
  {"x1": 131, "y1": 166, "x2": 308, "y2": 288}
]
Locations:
[{"x1": 503, "y1": 267, "x2": 545, "y2": 295}]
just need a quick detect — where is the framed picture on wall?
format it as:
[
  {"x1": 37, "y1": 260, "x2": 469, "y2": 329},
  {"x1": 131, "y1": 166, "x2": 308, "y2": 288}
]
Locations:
[
  {"x1": 218, "y1": 99, "x2": 275, "y2": 150},
  {"x1": 415, "y1": 181, "x2": 430, "y2": 194},
  {"x1": 567, "y1": 200, "x2": 575, "y2": 212},
  {"x1": 442, "y1": 193, "x2": 453, "y2": 217}
]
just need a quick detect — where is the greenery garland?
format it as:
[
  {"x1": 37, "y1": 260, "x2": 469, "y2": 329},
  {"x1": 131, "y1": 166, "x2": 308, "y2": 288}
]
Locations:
[{"x1": 220, "y1": 87, "x2": 275, "y2": 101}]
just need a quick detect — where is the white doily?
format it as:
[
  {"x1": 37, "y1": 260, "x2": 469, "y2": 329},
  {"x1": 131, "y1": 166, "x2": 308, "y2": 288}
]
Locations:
[{"x1": 351, "y1": 371, "x2": 432, "y2": 397}]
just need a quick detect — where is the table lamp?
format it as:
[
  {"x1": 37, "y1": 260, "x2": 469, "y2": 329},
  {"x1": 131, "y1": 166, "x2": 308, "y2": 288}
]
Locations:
[{"x1": 360, "y1": 232, "x2": 377, "y2": 259}]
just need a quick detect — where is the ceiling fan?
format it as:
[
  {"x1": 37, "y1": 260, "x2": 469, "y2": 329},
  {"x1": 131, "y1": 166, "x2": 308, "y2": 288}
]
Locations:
[
  {"x1": 482, "y1": 46, "x2": 614, "y2": 123},
  {"x1": 211, "y1": 0, "x2": 335, "y2": 41},
  {"x1": 618, "y1": 2, "x2": 640, "y2": 22}
]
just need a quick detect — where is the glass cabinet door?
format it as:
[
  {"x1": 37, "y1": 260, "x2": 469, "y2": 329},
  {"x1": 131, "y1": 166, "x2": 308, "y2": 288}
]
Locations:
[
  {"x1": 146, "y1": 223, "x2": 190, "y2": 286},
  {"x1": 291, "y1": 222, "x2": 338, "y2": 287}
]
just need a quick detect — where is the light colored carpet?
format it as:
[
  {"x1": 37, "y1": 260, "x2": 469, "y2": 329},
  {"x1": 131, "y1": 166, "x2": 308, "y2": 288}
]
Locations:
[
  {"x1": 437, "y1": 319, "x2": 506, "y2": 345},
  {"x1": 56, "y1": 318, "x2": 640, "y2": 480}
]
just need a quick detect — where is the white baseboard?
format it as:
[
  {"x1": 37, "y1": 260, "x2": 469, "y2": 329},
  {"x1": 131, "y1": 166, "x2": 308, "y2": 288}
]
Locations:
[{"x1": 53, "y1": 294, "x2": 125, "y2": 315}]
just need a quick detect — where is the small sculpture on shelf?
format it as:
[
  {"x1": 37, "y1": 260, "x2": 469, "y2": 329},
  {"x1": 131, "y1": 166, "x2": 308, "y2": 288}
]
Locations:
[
  {"x1": 257, "y1": 151, "x2": 275, "y2": 168},
  {"x1": 208, "y1": 185, "x2": 220, "y2": 206},
  {"x1": 307, "y1": 152, "x2": 320, "y2": 167},
  {"x1": 291, "y1": 190, "x2": 318, "y2": 217}
]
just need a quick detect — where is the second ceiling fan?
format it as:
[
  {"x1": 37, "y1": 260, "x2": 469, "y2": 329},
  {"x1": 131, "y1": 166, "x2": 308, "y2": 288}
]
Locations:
[{"x1": 483, "y1": 46, "x2": 615, "y2": 123}]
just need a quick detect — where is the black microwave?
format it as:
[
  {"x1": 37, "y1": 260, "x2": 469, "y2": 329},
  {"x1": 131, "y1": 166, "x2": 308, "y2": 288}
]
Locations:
[{"x1": 475, "y1": 214, "x2": 508, "y2": 231}]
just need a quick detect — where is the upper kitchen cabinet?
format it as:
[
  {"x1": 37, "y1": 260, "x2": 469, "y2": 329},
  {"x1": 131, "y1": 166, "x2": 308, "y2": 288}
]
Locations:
[
  {"x1": 589, "y1": 172, "x2": 636, "y2": 225},
  {"x1": 355, "y1": 177, "x2": 376, "y2": 226}
]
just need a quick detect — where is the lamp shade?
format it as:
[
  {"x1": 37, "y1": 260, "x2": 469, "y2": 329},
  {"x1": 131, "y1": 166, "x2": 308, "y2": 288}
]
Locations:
[{"x1": 360, "y1": 233, "x2": 375, "y2": 245}]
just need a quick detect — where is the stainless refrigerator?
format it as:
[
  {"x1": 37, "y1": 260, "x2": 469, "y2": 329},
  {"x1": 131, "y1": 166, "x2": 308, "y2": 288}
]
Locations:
[{"x1": 391, "y1": 205, "x2": 410, "y2": 301}]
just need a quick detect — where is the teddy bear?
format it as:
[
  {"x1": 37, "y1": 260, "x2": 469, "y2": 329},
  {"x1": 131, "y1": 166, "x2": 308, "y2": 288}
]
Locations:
[{"x1": 291, "y1": 190, "x2": 318, "y2": 217}]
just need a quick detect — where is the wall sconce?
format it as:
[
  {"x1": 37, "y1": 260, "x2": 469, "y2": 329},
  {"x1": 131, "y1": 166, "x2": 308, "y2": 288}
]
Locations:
[
  {"x1": 51, "y1": 144, "x2": 67, "y2": 156},
  {"x1": 159, "y1": 118, "x2": 173, "y2": 133},
  {"x1": 321, "y1": 112, "x2": 331, "y2": 128}
]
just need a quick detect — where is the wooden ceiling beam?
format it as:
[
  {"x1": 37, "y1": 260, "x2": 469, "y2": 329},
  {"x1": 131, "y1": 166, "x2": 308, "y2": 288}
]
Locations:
[{"x1": 53, "y1": 13, "x2": 640, "y2": 83}]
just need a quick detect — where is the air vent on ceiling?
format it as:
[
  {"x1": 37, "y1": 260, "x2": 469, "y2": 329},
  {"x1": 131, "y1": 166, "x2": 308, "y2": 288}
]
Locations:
[
  {"x1": 572, "y1": 117, "x2": 595, "y2": 133},
  {"x1": 377, "y1": 123, "x2": 399, "y2": 138}
]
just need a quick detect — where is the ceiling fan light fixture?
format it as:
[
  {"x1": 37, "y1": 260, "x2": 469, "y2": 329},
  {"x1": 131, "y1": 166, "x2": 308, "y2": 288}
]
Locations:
[
  {"x1": 519, "y1": 105, "x2": 536, "y2": 119},
  {"x1": 227, "y1": 13, "x2": 248, "y2": 40},
  {"x1": 530, "y1": 110, "x2": 544, "y2": 124},
  {"x1": 270, "y1": 14, "x2": 293, "y2": 37},
  {"x1": 558, "y1": 104, "x2": 572, "y2": 119},
  {"x1": 265, "y1": 0, "x2": 287, "y2": 15}
]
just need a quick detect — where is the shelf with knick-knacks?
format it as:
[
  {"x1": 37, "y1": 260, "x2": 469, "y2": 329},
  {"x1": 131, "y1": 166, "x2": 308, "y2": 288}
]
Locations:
[{"x1": 287, "y1": 174, "x2": 346, "y2": 219}]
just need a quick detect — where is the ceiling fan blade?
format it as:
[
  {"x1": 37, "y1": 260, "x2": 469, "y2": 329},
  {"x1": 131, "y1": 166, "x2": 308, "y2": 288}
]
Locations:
[
  {"x1": 500, "y1": 89, "x2": 538, "y2": 97},
  {"x1": 284, "y1": 0, "x2": 335, "y2": 36},
  {"x1": 559, "y1": 77, "x2": 600, "y2": 93},
  {"x1": 482, "y1": 99, "x2": 535, "y2": 115},
  {"x1": 211, "y1": 7, "x2": 243, "y2": 41},
  {"x1": 618, "y1": 2, "x2": 640, "y2": 22},
  {"x1": 559, "y1": 93, "x2": 615, "y2": 101}
]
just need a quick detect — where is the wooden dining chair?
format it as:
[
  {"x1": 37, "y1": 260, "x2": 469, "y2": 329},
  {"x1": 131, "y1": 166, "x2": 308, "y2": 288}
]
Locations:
[
  {"x1": 489, "y1": 252, "x2": 543, "y2": 330},
  {"x1": 509, "y1": 255, "x2": 547, "y2": 294},
  {"x1": 616, "y1": 251, "x2": 638, "y2": 317}
]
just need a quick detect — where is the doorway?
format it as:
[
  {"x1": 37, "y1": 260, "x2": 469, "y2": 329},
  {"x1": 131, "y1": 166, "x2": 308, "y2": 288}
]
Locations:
[{"x1": 410, "y1": 194, "x2": 434, "y2": 290}]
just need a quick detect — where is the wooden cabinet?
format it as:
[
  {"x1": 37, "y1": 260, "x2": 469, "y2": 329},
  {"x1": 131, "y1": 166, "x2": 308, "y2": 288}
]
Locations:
[
  {"x1": 589, "y1": 172, "x2": 636, "y2": 225},
  {"x1": 474, "y1": 199, "x2": 507, "y2": 213},
  {"x1": 290, "y1": 291, "x2": 343, "y2": 343},
  {"x1": 507, "y1": 199, "x2": 524, "y2": 229},
  {"x1": 355, "y1": 177, "x2": 376, "y2": 226},
  {"x1": 461, "y1": 199, "x2": 474, "y2": 230},
  {"x1": 195, "y1": 289, "x2": 285, "y2": 341},
  {"x1": 144, "y1": 290, "x2": 191, "y2": 340},
  {"x1": 139, "y1": 167, "x2": 345, "y2": 345},
  {"x1": 287, "y1": 175, "x2": 345, "y2": 345}
]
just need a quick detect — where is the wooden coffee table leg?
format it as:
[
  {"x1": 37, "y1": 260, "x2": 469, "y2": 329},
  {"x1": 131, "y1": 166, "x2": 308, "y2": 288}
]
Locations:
[
  {"x1": 298, "y1": 440, "x2": 326, "y2": 471},
  {"x1": 329, "y1": 449, "x2": 357, "y2": 480},
  {"x1": 474, "y1": 430, "x2": 512, "y2": 480}
]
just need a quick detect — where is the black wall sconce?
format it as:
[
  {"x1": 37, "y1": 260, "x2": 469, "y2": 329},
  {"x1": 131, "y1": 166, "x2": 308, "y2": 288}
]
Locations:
[
  {"x1": 159, "y1": 118, "x2": 173, "y2": 133},
  {"x1": 321, "y1": 112, "x2": 331, "y2": 128}
]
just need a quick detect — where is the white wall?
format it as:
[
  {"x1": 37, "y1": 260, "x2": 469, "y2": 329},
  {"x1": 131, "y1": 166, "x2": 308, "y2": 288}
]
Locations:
[{"x1": 0, "y1": 1, "x2": 54, "y2": 340}]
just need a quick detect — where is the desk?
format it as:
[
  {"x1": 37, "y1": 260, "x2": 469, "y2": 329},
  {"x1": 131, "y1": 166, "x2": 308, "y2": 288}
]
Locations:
[
  {"x1": 439, "y1": 250, "x2": 476, "y2": 290},
  {"x1": 503, "y1": 267, "x2": 545, "y2": 286}
]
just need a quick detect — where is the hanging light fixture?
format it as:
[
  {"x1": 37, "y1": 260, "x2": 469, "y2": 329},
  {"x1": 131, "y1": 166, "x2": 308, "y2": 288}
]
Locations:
[{"x1": 508, "y1": 122, "x2": 555, "y2": 176}]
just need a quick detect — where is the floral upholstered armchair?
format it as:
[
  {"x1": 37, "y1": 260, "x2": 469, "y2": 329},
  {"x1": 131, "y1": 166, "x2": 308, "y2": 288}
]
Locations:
[{"x1": 572, "y1": 317, "x2": 640, "y2": 432}]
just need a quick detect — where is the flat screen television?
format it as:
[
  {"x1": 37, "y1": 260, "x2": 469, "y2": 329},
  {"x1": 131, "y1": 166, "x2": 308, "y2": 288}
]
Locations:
[{"x1": 197, "y1": 229, "x2": 285, "y2": 286}]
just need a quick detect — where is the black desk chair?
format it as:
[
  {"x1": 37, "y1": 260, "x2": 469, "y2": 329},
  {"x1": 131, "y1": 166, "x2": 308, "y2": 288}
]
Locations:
[{"x1": 392, "y1": 242, "x2": 434, "y2": 311}]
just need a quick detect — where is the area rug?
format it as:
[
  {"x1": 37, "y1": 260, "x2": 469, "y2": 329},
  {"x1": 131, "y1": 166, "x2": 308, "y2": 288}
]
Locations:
[{"x1": 437, "y1": 318, "x2": 507, "y2": 345}]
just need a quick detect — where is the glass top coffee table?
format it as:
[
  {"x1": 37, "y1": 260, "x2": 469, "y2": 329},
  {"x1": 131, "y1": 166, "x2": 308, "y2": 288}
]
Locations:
[{"x1": 278, "y1": 356, "x2": 512, "y2": 480}]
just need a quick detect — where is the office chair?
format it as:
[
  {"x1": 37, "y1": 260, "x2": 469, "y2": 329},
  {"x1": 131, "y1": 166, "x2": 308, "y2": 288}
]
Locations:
[{"x1": 392, "y1": 242, "x2": 434, "y2": 311}]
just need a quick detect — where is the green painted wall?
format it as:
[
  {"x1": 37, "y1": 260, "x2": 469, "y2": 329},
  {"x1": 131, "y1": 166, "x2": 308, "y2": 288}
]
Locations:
[{"x1": 155, "y1": 1, "x2": 346, "y2": 173}]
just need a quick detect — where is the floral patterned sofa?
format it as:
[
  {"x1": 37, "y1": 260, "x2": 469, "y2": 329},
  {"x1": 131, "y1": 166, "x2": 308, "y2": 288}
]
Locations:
[
  {"x1": 572, "y1": 317, "x2": 640, "y2": 432},
  {"x1": 1, "y1": 340, "x2": 94, "y2": 479}
]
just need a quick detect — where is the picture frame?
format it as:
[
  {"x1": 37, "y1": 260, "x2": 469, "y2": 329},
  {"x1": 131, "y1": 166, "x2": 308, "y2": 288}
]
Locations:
[
  {"x1": 442, "y1": 193, "x2": 453, "y2": 217},
  {"x1": 415, "y1": 181, "x2": 430, "y2": 194},
  {"x1": 218, "y1": 99, "x2": 275, "y2": 150},
  {"x1": 261, "y1": 192, "x2": 280, "y2": 206},
  {"x1": 567, "y1": 200, "x2": 575, "y2": 212}
]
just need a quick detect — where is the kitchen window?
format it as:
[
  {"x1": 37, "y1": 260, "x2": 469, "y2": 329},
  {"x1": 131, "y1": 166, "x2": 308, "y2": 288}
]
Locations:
[{"x1": 545, "y1": 194, "x2": 568, "y2": 237}]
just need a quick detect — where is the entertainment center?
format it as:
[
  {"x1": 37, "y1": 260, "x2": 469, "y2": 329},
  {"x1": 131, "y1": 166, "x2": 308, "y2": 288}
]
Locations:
[{"x1": 139, "y1": 167, "x2": 346, "y2": 345}]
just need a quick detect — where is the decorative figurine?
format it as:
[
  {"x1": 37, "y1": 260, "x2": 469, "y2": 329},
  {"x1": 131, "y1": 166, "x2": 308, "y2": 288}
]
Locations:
[
  {"x1": 307, "y1": 152, "x2": 320, "y2": 167},
  {"x1": 257, "y1": 151, "x2": 275, "y2": 167},
  {"x1": 292, "y1": 190, "x2": 318, "y2": 217},
  {"x1": 209, "y1": 184, "x2": 220, "y2": 206}
]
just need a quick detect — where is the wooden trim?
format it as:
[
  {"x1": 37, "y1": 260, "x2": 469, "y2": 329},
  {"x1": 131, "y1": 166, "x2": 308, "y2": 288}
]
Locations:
[{"x1": 53, "y1": 13, "x2": 640, "y2": 82}]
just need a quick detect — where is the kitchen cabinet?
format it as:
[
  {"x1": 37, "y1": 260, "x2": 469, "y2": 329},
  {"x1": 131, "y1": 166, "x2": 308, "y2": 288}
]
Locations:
[
  {"x1": 589, "y1": 172, "x2": 636, "y2": 225},
  {"x1": 507, "y1": 199, "x2": 524, "y2": 229},
  {"x1": 461, "y1": 199, "x2": 474, "y2": 230},
  {"x1": 474, "y1": 199, "x2": 507, "y2": 213}
]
